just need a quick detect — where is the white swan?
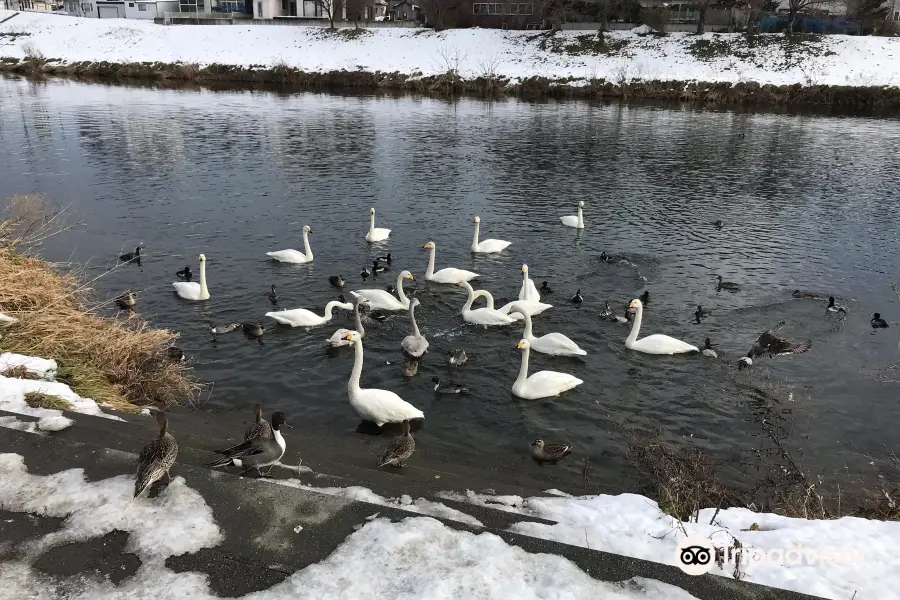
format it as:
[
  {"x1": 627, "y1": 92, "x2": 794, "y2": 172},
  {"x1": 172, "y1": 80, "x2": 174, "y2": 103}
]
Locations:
[
  {"x1": 473, "y1": 290, "x2": 552, "y2": 320},
  {"x1": 352, "y1": 271, "x2": 414, "y2": 311},
  {"x1": 366, "y1": 208, "x2": 391, "y2": 243},
  {"x1": 471, "y1": 216, "x2": 511, "y2": 253},
  {"x1": 457, "y1": 281, "x2": 516, "y2": 326},
  {"x1": 512, "y1": 339, "x2": 583, "y2": 400},
  {"x1": 327, "y1": 294, "x2": 367, "y2": 347},
  {"x1": 266, "y1": 225, "x2": 313, "y2": 263},
  {"x1": 511, "y1": 304, "x2": 586, "y2": 357},
  {"x1": 423, "y1": 241, "x2": 479, "y2": 283},
  {"x1": 266, "y1": 299, "x2": 353, "y2": 327},
  {"x1": 401, "y1": 298, "x2": 429, "y2": 357},
  {"x1": 560, "y1": 201, "x2": 585, "y2": 229},
  {"x1": 625, "y1": 299, "x2": 699, "y2": 355},
  {"x1": 172, "y1": 254, "x2": 210, "y2": 301},
  {"x1": 518, "y1": 264, "x2": 540, "y2": 302},
  {"x1": 343, "y1": 332, "x2": 424, "y2": 426}
]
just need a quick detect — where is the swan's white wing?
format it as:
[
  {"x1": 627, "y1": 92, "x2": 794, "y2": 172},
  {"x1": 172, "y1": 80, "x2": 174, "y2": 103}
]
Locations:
[
  {"x1": 430, "y1": 268, "x2": 479, "y2": 283},
  {"x1": 526, "y1": 279, "x2": 541, "y2": 302},
  {"x1": 266, "y1": 249, "x2": 309, "y2": 263},
  {"x1": 524, "y1": 370, "x2": 583, "y2": 398},
  {"x1": 366, "y1": 228, "x2": 391, "y2": 242},
  {"x1": 327, "y1": 328, "x2": 355, "y2": 346},
  {"x1": 465, "y1": 308, "x2": 515, "y2": 326},
  {"x1": 498, "y1": 301, "x2": 553, "y2": 319},
  {"x1": 173, "y1": 282, "x2": 202, "y2": 300},
  {"x1": 401, "y1": 335, "x2": 429, "y2": 357},
  {"x1": 474, "y1": 239, "x2": 511, "y2": 253},
  {"x1": 632, "y1": 334, "x2": 699, "y2": 355},
  {"x1": 356, "y1": 388, "x2": 424, "y2": 424},
  {"x1": 533, "y1": 332, "x2": 586, "y2": 356},
  {"x1": 352, "y1": 289, "x2": 405, "y2": 311},
  {"x1": 560, "y1": 215, "x2": 579, "y2": 227},
  {"x1": 265, "y1": 308, "x2": 319, "y2": 327}
]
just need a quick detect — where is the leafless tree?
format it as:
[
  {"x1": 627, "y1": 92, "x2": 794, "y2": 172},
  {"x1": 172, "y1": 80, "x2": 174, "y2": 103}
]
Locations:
[
  {"x1": 845, "y1": 0, "x2": 889, "y2": 33},
  {"x1": 318, "y1": 0, "x2": 338, "y2": 28},
  {"x1": 693, "y1": 0, "x2": 712, "y2": 34},
  {"x1": 422, "y1": 0, "x2": 452, "y2": 28},
  {"x1": 786, "y1": 0, "x2": 832, "y2": 33},
  {"x1": 745, "y1": 0, "x2": 775, "y2": 36},
  {"x1": 345, "y1": 0, "x2": 365, "y2": 26}
]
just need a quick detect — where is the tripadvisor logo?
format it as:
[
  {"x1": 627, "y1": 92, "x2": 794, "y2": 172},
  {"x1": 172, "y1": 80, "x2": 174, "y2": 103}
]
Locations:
[
  {"x1": 675, "y1": 535, "x2": 864, "y2": 576},
  {"x1": 675, "y1": 537, "x2": 715, "y2": 576}
]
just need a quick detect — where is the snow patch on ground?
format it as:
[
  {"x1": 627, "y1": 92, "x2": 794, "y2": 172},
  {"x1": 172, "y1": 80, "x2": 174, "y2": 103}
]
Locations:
[
  {"x1": 0, "y1": 353, "x2": 124, "y2": 422},
  {"x1": 270, "y1": 480, "x2": 485, "y2": 527},
  {"x1": 0, "y1": 453, "x2": 223, "y2": 560},
  {"x1": 0, "y1": 414, "x2": 73, "y2": 432},
  {"x1": 1, "y1": 10, "x2": 900, "y2": 87},
  {"x1": 0, "y1": 452, "x2": 698, "y2": 599},
  {"x1": 438, "y1": 489, "x2": 900, "y2": 600}
]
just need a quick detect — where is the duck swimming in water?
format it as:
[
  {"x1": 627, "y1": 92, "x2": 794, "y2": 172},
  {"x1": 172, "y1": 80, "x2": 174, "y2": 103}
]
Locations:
[
  {"x1": 571, "y1": 289, "x2": 584, "y2": 304},
  {"x1": 738, "y1": 322, "x2": 811, "y2": 369},
  {"x1": 639, "y1": 290, "x2": 649, "y2": 305},
  {"x1": 540, "y1": 281, "x2": 553, "y2": 294},
  {"x1": 826, "y1": 297, "x2": 848, "y2": 314},
  {"x1": 115, "y1": 290, "x2": 136, "y2": 310},
  {"x1": 329, "y1": 275, "x2": 345, "y2": 288},
  {"x1": 695, "y1": 305, "x2": 710, "y2": 323},
  {"x1": 716, "y1": 276, "x2": 739, "y2": 291},
  {"x1": 119, "y1": 246, "x2": 141, "y2": 263},
  {"x1": 531, "y1": 439, "x2": 572, "y2": 463},
  {"x1": 176, "y1": 266, "x2": 192, "y2": 281},
  {"x1": 432, "y1": 376, "x2": 468, "y2": 394},
  {"x1": 268, "y1": 285, "x2": 279, "y2": 305},
  {"x1": 701, "y1": 338, "x2": 718, "y2": 358},
  {"x1": 871, "y1": 313, "x2": 889, "y2": 328}
]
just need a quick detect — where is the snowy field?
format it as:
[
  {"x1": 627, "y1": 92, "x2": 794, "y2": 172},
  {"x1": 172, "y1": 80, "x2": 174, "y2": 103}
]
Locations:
[
  {"x1": 2, "y1": 351, "x2": 900, "y2": 600},
  {"x1": 2, "y1": 10, "x2": 900, "y2": 87}
]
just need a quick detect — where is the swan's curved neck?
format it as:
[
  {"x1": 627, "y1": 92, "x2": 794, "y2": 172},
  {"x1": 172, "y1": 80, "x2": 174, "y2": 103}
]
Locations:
[
  {"x1": 395, "y1": 273, "x2": 409, "y2": 304},
  {"x1": 626, "y1": 305, "x2": 642, "y2": 345},
  {"x1": 461, "y1": 283, "x2": 475, "y2": 312},
  {"x1": 302, "y1": 230, "x2": 313, "y2": 261},
  {"x1": 199, "y1": 260, "x2": 208, "y2": 298},
  {"x1": 474, "y1": 290, "x2": 494, "y2": 309},
  {"x1": 522, "y1": 271, "x2": 531, "y2": 300},
  {"x1": 323, "y1": 301, "x2": 339, "y2": 320},
  {"x1": 522, "y1": 312, "x2": 534, "y2": 340},
  {"x1": 577, "y1": 205, "x2": 583, "y2": 227},
  {"x1": 426, "y1": 246, "x2": 436, "y2": 278},
  {"x1": 349, "y1": 337, "x2": 363, "y2": 394},
  {"x1": 354, "y1": 299, "x2": 365, "y2": 337},
  {"x1": 472, "y1": 221, "x2": 480, "y2": 250},
  {"x1": 409, "y1": 303, "x2": 421, "y2": 337},
  {"x1": 516, "y1": 346, "x2": 530, "y2": 387},
  {"x1": 369, "y1": 213, "x2": 375, "y2": 235}
]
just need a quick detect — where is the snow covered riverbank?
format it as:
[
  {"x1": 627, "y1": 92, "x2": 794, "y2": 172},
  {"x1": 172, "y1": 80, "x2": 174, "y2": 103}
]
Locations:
[{"x1": 2, "y1": 10, "x2": 900, "y2": 106}]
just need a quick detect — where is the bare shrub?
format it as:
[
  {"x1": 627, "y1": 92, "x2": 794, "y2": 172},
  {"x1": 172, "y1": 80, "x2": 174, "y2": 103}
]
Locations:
[{"x1": 21, "y1": 40, "x2": 45, "y2": 61}]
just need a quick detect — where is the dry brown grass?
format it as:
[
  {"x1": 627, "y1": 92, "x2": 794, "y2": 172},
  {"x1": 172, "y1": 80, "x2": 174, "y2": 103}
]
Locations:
[
  {"x1": 0, "y1": 194, "x2": 199, "y2": 412},
  {"x1": 24, "y1": 391, "x2": 73, "y2": 411},
  {"x1": 2, "y1": 365, "x2": 41, "y2": 380}
]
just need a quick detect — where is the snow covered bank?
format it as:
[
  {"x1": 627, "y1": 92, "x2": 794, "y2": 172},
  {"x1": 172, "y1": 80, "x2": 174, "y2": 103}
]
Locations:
[
  {"x1": 2, "y1": 10, "x2": 900, "y2": 106},
  {"x1": 439, "y1": 489, "x2": 900, "y2": 600},
  {"x1": 0, "y1": 352, "x2": 123, "y2": 425},
  {"x1": 0, "y1": 452, "x2": 699, "y2": 600}
]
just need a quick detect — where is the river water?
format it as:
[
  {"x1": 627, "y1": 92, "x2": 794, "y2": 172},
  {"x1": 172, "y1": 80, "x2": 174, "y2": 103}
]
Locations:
[{"x1": 2, "y1": 76, "x2": 898, "y2": 491}]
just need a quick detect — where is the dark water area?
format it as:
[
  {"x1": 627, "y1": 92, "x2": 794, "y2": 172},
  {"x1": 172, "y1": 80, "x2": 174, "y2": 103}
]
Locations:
[{"x1": 2, "y1": 75, "x2": 899, "y2": 492}]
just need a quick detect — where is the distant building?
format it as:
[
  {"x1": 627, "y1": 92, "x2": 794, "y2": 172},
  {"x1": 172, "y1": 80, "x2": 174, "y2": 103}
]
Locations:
[
  {"x1": 64, "y1": 0, "x2": 178, "y2": 17},
  {"x1": 388, "y1": 0, "x2": 421, "y2": 21}
]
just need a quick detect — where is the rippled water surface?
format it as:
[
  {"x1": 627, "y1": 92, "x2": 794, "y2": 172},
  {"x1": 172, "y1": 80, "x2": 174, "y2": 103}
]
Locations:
[{"x1": 2, "y1": 77, "x2": 899, "y2": 489}]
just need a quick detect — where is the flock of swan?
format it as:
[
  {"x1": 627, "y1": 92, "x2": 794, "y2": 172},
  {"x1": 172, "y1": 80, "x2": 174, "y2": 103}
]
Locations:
[{"x1": 160, "y1": 202, "x2": 754, "y2": 432}]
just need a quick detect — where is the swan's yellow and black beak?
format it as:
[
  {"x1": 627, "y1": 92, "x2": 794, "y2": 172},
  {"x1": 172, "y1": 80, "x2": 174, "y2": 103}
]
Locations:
[
  {"x1": 517, "y1": 341, "x2": 525, "y2": 349},
  {"x1": 308, "y1": 227, "x2": 313, "y2": 234},
  {"x1": 408, "y1": 274, "x2": 415, "y2": 280},
  {"x1": 456, "y1": 281, "x2": 463, "y2": 287},
  {"x1": 521, "y1": 267, "x2": 526, "y2": 273},
  {"x1": 343, "y1": 333, "x2": 354, "y2": 341}
]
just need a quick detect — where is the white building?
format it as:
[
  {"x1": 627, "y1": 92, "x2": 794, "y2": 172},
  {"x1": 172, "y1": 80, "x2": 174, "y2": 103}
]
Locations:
[{"x1": 64, "y1": 0, "x2": 176, "y2": 17}]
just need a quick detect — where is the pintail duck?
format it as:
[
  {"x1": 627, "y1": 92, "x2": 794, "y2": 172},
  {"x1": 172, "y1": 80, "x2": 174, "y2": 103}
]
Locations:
[
  {"x1": 448, "y1": 349, "x2": 468, "y2": 365},
  {"x1": 717, "y1": 276, "x2": 739, "y2": 291},
  {"x1": 242, "y1": 322, "x2": 265, "y2": 337},
  {"x1": 176, "y1": 266, "x2": 192, "y2": 281},
  {"x1": 329, "y1": 275, "x2": 345, "y2": 288},
  {"x1": 738, "y1": 322, "x2": 811, "y2": 369},
  {"x1": 695, "y1": 305, "x2": 710, "y2": 323},
  {"x1": 701, "y1": 338, "x2": 718, "y2": 358},
  {"x1": 206, "y1": 321, "x2": 241, "y2": 336},
  {"x1": 378, "y1": 420, "x2": 415, "y2": 467},
  {"x1": 826, "y1": 297, "x2": 848, "y2": 314},
  {"x1": 432, "y1": 376, "x2": 468, "y2": 394},
  {"x1": 531, "y1": 439, "x2": 572, "y2": 463},
  {"x1": 268, "y1": 285, "x2": 279, "y2": 304},
  {"x1": 571, "y1": 289, "x2": 583, "y2": 304},
  {"x1": 376, "y1": 253, "x2": 392, "y2": 265},
  {"x1": 166, "y1": 347, "x2": 185, "y2": 362},
  {"x1": 639, "y1": 290, "x2": 649, "y2": 305},
  {"x1": 540, "y1": 281, "x2": 553, "y2": 294},
  {"x1": 209, "y1": 412, "x2": 291, "y2": 477},
  {"x1": 115, "y1": 290, "x2": 136, "y2": 309},
  {"x1": 244, "y1": 404, "x2": 272, "y2": 441},
  {"x1": 134, "y1": 410, "x2": 178, "y2": 498}
]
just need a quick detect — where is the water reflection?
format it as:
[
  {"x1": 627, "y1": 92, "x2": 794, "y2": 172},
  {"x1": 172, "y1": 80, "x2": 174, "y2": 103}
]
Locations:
[{"x1": 2, "y1": 77, "x2": 899, "y2": 490}]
